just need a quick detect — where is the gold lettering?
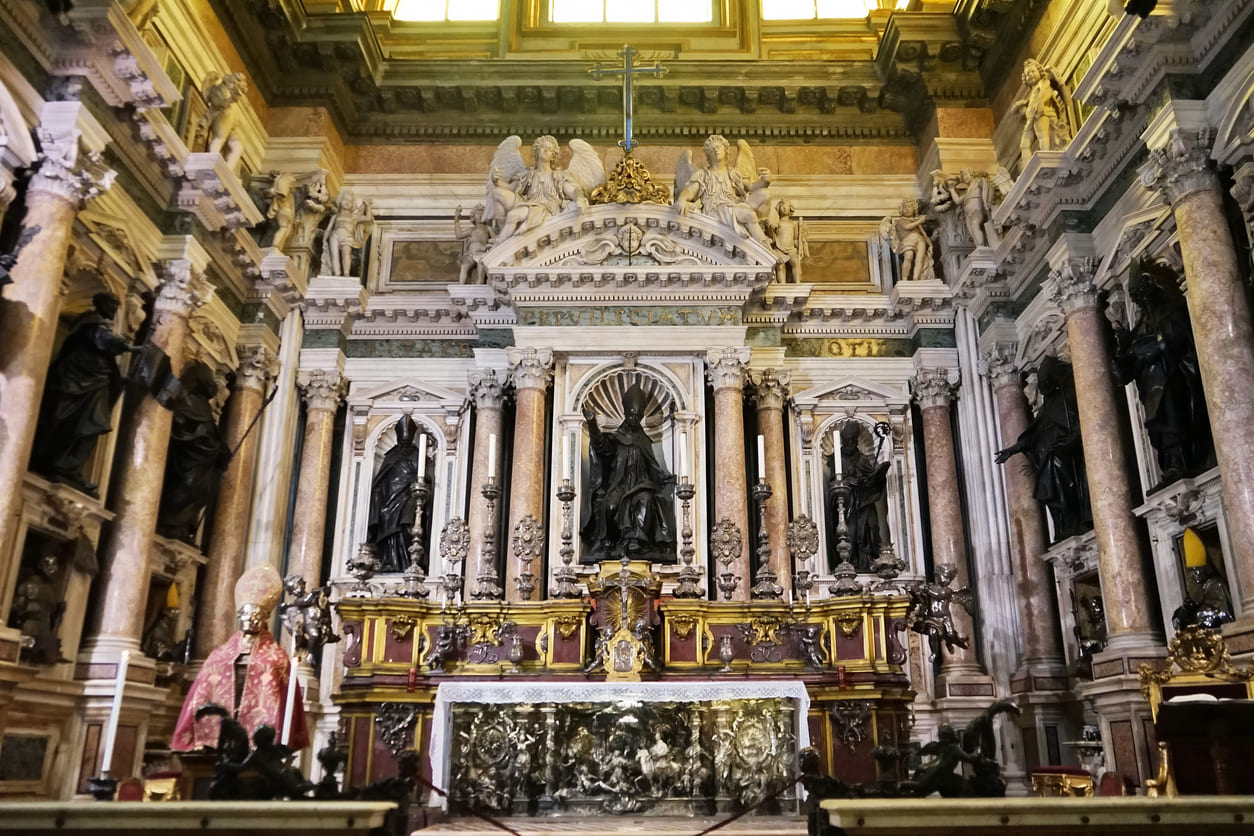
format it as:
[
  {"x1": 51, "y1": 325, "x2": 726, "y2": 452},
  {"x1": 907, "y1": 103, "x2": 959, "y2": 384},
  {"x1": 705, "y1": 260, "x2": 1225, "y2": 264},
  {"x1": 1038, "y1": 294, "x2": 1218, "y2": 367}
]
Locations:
[
  {"x1": 720, "y1": 308, "x2": 738, "y2": 325},
  {"x1": 656, "y1": 310, "x2": 674, "y2": 326}
]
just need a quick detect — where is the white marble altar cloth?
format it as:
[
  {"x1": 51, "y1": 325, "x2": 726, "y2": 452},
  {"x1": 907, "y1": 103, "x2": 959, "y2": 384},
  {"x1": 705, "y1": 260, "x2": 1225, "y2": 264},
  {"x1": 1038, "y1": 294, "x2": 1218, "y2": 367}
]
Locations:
[{"x1": 428, "y1": 679, "x2": 811, "y2": 807}]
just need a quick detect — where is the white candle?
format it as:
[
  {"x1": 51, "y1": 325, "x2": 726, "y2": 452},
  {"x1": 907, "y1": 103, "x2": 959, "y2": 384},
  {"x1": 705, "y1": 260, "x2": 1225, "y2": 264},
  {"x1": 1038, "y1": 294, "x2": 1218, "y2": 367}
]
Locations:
[
  {"x1": 417, "y1": 432, "x2": 427, "y2": 480},
  {"x1": 487, "y1": 433, "x2": 496, "y2": 477},
  {"x1": 833, "y1": 432, "x2": 843, "y2": 478},
  {"x1": 679, "y1": 431, "x2": 688, "y2": 480},
  {"x1": 281, "y1": 653, "x2": 298, "y2": 746},
  {"x1": 562, "y1": 433, "x2": 570, "y2": 480},
  {"x1": 757, "y1": 434, "x2": 766, "y2": 481},
  {"x1": 100, "y1": 650, "x2": 130, "y2": 778}
]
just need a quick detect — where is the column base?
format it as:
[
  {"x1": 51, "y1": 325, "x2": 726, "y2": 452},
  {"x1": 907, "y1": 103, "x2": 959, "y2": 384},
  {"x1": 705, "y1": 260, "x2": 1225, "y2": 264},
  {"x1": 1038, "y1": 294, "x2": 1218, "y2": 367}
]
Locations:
[
  {"x1": 1089, "y1": 632, "x2": 1165, "y2": 680},
  {"x1": 1221, "y1": 615, "x2": 1254, "y2": 655},
  {"x1": 1009, "y1": 666, "x2": 1080, "y2": 774},
  {"x1": 934, "y1": 669, "x2": 1028, "y2": 797},
  {"x1": 1075, "y1": 671, "x2": 1159, "y2": 789},
  {"x1": 74, "y1": 666, "x2": 166, "y2": 794}
]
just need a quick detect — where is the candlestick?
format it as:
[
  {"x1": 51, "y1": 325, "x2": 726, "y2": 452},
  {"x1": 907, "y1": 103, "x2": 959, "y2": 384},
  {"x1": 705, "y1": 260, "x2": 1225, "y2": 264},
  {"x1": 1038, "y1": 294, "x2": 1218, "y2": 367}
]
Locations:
[
  {"x1": 679, "y1": 431, "x2": 688, "y2": 480},
  {"x1": 487, "y1": 433, "x2": 496, "y2": 475},
  {"x1": 417, "y1": 432, "x2": 427, "y2": 480},
  {"x1": 757, "y1": 434, "x2": 766, "y2": 481},
  {"x1": 833, "y1": 430, "x2": 843, "y2": 478},
  {"x1": 100, "y1": 650, "x2": 130, "y2": 778},
  {"x1": 562, "y1": 432, "x2": 570, "y2": 480},
  {"x1": 281, "y1": 654, "x2": 298, "y2": 745}
]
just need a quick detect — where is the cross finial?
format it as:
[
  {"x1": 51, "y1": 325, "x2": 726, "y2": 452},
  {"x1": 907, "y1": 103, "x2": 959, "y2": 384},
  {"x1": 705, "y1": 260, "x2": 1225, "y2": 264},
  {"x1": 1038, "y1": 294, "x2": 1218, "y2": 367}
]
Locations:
[{"x1": 588, "y1": 45, "x2": 667, "y2": 154}]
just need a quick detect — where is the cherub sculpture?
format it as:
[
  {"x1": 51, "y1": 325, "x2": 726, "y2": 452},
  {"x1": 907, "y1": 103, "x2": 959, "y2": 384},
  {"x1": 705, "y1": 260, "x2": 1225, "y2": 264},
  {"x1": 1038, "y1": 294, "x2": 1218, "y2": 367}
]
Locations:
[
  {"x1": 454, "y1": 204, "x2": 492, "y2": 283},
  {"x1": 767, "y1": 199, "x2": 809, "y2": 283},
  {"x1": 931, "y1": 169, "x2": 994, "y2": 248},
  {"x1": 880, "y1": 198, "x2": 935, "y2": 283},
  {"x1": 485, "y1": 135, "x2": 605, "y2": 241},
  {"x1": 319, "y1": 191, "x2": 374, "y2": 277},
  {"x1": 673, "y1": 134, "x2": 773, "y2": 246},
  {"x1": 197, "y1": 72, "x2": 247, "y2": 171},
  {"x1": 1012, "y1": 59, "x2": 1074, "y2": 170},
  {"x1": 279, "y1": 574, "x2": 339, "y2": 664},
  {"x1": 906, "y1": 563, "x2": 973, "y2": 661}
]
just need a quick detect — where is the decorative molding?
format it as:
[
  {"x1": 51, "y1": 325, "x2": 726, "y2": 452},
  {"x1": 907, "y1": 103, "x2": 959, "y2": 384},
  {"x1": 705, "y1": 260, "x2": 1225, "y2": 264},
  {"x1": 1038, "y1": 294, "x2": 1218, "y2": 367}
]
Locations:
[
  {"x1": 1046, "y1": 257, "x2": 1100, "y2": 314},
  {"x1": 705, "y1": 346, "x2": 750, "y2": 391},
  {"x1": 1138, "y1": 127, "x2": 1219, "y2": 209},
  {"x1": 506, "y1": 347, "x2": 554, "y2": 392},
  {"x1": 910, "y1": 367, "x2": 959, "y2": 411},
  {"x1": 980, "y1": 342, "x2": 1021, "y2": 389},
  {"x1": 297, "y1": 368, "x2": 348, "y2": 412},
  {"x1": 468, "y1": 369, "x2": 506, "y2": 411},
  {"x1": 752, "y1": 368, "x2": 791, "y2": 411}
]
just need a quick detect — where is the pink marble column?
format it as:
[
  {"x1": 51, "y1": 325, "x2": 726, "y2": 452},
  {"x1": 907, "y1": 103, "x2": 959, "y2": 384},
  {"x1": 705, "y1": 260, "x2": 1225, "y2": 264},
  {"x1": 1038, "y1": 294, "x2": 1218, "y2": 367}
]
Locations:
[
  {"x1": 752, "y1": 368, "x2": 792, "y2": 598},
  {"x1": 504, "y1": 348, "x2": 553, "y2": 602},
  {"x1": 1144, "y1": 134, "x2": 1254, "y2": 616},
  {"x1": 193, "y1": 347, "x2": 275, "y2": 659},
  {"x1": 707, "y1": 348, "x2": 751, "y2": 601},
  {"x1": 983, "y1": 345, "x2": 1065, "y2": 672},
  {"x1": 85, "y1": 245, "x2": 208, "y2": 656},
  {"x1": 0, "y1": 133, "x2": 113, "y2": 574},
  {"x1": 466, "y1": 369, "x2": 505, "y2": 599},
  {"x1": 911, "y1": 368, "x2": 982, "y2": 676},
  {"x1": 288, "y1": 369, "x2": 347, "y2": 587},
  {"x1": 1049, "y1": 260, "x2": 1157, "y2": 643}
]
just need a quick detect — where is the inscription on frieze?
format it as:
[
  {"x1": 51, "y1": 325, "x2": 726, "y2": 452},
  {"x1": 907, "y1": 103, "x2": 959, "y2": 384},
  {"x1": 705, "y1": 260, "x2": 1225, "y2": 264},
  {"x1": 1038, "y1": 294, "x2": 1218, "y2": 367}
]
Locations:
[{"x1": 784, "y1": 338, "x2": 913, "y2": 358}]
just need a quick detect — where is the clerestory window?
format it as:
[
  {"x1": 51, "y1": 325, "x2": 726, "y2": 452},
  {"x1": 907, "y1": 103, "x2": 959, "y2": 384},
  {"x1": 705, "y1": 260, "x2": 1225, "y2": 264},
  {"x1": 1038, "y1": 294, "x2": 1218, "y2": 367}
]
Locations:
[
  {"x1": 761, "y1": 0, "x2": 908, "y2": 20},
  {"x1": 549, "y1": 0, "x2": 713, "y2": 23},
  {"x1": 393, "y1": 0, "x2": 499, "y2": 21}
]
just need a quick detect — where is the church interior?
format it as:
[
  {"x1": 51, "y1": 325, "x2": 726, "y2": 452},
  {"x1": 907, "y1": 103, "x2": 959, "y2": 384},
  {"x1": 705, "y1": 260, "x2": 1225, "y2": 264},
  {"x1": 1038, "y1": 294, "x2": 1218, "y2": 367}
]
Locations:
[{"x1": 1, "y1": 0, "x2": 1254, "y2": 830}]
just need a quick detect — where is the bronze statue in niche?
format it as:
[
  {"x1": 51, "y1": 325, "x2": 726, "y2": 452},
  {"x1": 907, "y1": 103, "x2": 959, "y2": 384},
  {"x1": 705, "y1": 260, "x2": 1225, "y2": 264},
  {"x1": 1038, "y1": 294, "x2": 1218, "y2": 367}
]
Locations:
[
  {"x1": 368, "y1": 415, "x2": 427, "y2": 573},
  {"x1": 156, "y1": 361, "x2": 228, "y2": 542}
]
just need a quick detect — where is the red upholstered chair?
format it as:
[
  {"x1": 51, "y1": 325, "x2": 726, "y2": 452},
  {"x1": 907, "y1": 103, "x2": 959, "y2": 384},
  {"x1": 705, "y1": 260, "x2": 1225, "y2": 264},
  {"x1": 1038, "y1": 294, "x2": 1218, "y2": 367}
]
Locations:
[{"x1": 1097, "y1": 771, "x2": 1132, "y2": 796}]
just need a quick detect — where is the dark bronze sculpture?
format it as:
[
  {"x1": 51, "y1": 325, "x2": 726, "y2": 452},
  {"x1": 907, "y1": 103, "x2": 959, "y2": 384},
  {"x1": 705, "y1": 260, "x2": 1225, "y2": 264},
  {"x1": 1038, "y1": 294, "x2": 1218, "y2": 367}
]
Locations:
[
  {"x1": 834, "y1": 421, "x2": 891, "y2": 572},
  {"x1": 279, "y1": 574, "x2": 339, "y2": 665},
  {"x1": 903, "y1": 699, "x2": 1020, "y2": 798},
  {"x1": 1114, "y1": 262, "x2": 1212, "y2": 484},
  {"x1": 995, "y1": 356, "x2": 1092, "y2": 541},
  {"x1": 1172, "y1": 528, "x2": 1234, "y2": 631},
  {"x1": 156, "y1": 361, "x2": 227, "y2": 542},
  {"x1": 580, "y1": 384, "x2": 676, "y2": 563},
  {"x1": 906, "y1": 563, "x2": 973, "y2": 661},
  {"x1": 368, "y1": 416, "x2": 425, "y2": 573},
  {"x1": 30, "y1": 293, "x2": 140, "y2": 496},
  {"x1": 9, "y1": 553, "x2": 65, "y2": 664}
]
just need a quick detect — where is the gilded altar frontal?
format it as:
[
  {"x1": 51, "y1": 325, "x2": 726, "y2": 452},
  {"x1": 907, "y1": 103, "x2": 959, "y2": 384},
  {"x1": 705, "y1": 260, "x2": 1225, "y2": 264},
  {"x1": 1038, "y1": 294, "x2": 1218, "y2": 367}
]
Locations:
[{"x1": 2, "y1": 0, "x2": 1254, "y2": 833}]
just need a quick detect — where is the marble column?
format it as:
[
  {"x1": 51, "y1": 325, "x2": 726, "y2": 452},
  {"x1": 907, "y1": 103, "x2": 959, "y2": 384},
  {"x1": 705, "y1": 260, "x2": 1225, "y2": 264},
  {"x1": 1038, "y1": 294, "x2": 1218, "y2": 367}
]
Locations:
[
  {"x1": 504, "y1": 348, "x2": 553, "y2": 602},
  {"x1": 752, "y1": 368, "x2": 792, "y2": 598},
  {"x1": 288, "y1": 369, "x2": 347, "y2": 587},
  {"x1": 84, "y1": 239, "x2": 209, "y2": 658},
  {"x1": 194, "y1": 347, "x2": 276, "y2": 659},
  {"x1": 467, "y1": 369, "x2": 506, "y2": 598},
  {"x1": 0, "y1": 128, "x2": 113, "y2": 571},
  {"x1": 910, "y1": 368, "x2": 982, "y2": 677},
  {"x1": 983, "y1": 344, "x2": 1065, "y2": 673},
  {"x1": 707, "y1": 347, "x2": 751, "y2": 601},
  {"x1": 1048, "y1": 256, "x2": 1159, "y2": 646},
  {"x1": 1142, "y1": 132, "x2": 1254, "y2": 617}
]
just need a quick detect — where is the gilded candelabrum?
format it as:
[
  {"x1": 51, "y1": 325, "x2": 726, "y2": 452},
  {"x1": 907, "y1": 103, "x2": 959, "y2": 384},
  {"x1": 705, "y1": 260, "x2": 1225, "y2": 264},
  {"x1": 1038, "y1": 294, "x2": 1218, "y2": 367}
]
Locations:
[
  {"x1": 750, "y1": 479, "x2": 783, "y2": 599},
  {"x1": 551, "y1": 478, "x2": 580, "y2": 598},
  {"x1": 673, "y1": 478, "x2": 702, "y2": 599},
  {"x1": 400, "y1": 477, "x2": 431, "y2": 599},
  {"x1": 439, "y1": 517, "x2": 470, "y2": 606},
  {"x1": 471, "y1": 477, "x2": 504, "y2": 600},
  {"x1": 829, "y1": 474, "x2": 862, "y2": 596}
]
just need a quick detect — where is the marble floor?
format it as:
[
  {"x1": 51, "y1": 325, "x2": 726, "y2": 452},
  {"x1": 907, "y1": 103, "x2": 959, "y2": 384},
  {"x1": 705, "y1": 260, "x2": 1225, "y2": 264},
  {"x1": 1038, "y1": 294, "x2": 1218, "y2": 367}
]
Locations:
[{"x1": 414, "y1": 815, "x2": 809, "y2": 835}]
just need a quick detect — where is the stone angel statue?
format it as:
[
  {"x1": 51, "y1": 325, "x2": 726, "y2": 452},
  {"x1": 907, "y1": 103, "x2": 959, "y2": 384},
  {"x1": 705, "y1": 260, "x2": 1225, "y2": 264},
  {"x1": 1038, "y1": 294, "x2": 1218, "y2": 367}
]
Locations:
[
  {"x1": 1012, "y1": 58, "x2": 1075, "y2": 170},
  {"x1": 485, "y1": 135, "x2": 606, "y2": 241},
  {"x1": 258, "y1": 170, "x2": 331, "y2": 253},
  {"x1": 196, "y1": 71, "x2": 247, "y2": 171},
  {"x1": 673, "y1": 134, "x2": 772, "y2": 246}
]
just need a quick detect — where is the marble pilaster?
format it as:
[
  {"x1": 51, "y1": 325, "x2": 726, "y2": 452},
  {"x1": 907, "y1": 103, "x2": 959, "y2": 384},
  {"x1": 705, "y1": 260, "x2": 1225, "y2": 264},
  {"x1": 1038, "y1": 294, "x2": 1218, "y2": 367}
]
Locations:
[
  {"x1": 707, "y1": 348, "x2": 751, "y2": 601},
  {"x1": 752, "y1": 368, "x2": 792, "y2": 599},
  {"x1": 288, "y1": 368, "x2": 348, "y2": 587},
  {"x1": 84, "y1": 238, "x2": 210, "y2": 658},
  {"x1": 1142, "y1": 131, "x2": 1254, "y2": 620},
  {"x1": 467, "y1": 370, "x2": 506, "y2": 598},
  {"x1": 910, "y1": 368, "x2": 983, "y2": 680},
  {"x1": 504, "y1": 348, "x2": 553, "y2": 602},
  {"x1": 194, "y1": 346, "x2": 275, "y2": 659},
  {"x1": 1047, "y1": 252, "x2": 1160, "y2": 650}
]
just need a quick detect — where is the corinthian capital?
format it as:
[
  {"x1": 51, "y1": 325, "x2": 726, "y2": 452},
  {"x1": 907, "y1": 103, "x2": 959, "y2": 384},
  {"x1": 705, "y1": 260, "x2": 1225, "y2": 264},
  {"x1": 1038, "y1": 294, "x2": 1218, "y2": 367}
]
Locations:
[
  {"x1": 1138, "y1": 128, "x2": 1218, "y2": 208},
  {"x1": 910, "y1": 368, "x2": 959, "y2": 410},
  {"x1": 706, "y1": 347, "x2": 751, "y2": 391},
  {"x1": 235, "y1": 345, "x2": 277, "y2": 392},
  {"x1": 154, "y1": 259, "x2": 212, "y2": 317},
  {"x1": 980, "y1": 343, "x2": 1022, "y2": 390},
  {"x1": 468, "y1": 369, "x2": 506, "y2": 410},
  {"x1": 29, "y1": 127, "x2": 116, "y2": 206},
  {"x1": 1046, "y1": 257, "x2": 1101, "y2": 314},
  {"x1": 507, "y1": 347, "x2": 554, "y2": 391},
  {"x1": 752, "y1": 368, "x2": 791, "y2": 411},
  {"x1": 297, "y1": 368, "x2": 347, "y2": 412}
]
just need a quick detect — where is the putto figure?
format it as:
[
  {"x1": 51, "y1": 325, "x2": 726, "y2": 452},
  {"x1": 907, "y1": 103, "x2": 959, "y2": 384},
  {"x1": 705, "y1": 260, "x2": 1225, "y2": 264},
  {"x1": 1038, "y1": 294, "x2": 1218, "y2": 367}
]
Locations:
[
  {"x1": 767, "y1": 199, "x2": 809, "y2": 283},
  {"x1": 197, "y1": 72, "x2": 248, "y2": 172},
  {"x1": 880, "y1": 198, "x2": 935, "y2": 283},
  {"x1": 1012, "y1": 58, "x2": 1074, "y2": 170},
  {"x1": 485, "y1": 135, "x2": 606, "y2": 241},
  {"x1": 907, "y1": 563, "x2": 974, "y2": 661},
  {"x1": 673, "y1": 134, "x2": 772, "y2": 246},
  {"x1": 319, "y1": 190, "x2": 374, "y2": 278}
]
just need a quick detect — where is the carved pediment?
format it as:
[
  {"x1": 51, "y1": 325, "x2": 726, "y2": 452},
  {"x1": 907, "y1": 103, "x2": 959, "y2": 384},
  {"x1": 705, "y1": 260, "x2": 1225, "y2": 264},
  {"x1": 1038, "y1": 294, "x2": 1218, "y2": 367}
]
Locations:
[
  {"x1": 356, "y1": 380, "x2": 464, "y2": 406},
  {"x1": 793, "y1": 377, "x2": 908, "y2": 408}
]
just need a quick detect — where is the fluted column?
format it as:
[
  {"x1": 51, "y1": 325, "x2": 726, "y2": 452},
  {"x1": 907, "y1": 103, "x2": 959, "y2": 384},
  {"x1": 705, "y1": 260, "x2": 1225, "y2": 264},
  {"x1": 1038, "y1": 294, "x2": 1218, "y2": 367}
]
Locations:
[
  {"x1": 1048, "y1": 254, "x2": 1158, "y2": 646},
  {"x1": 707, "y1": 347, "x2": 751, "y2": 600},
  {"x1": 288, "y1": 369, "x2": 347, "y2": 587},
  {"x1": 85, "y1": 238, "x2": 210, "y2": 658},
  {"x1": 466, "y1": 370, "x2": 506, "y2": 597},
  {"x1": 911, "y1": 368, "x2": 982, "y2": 677},
  {"x1": 0, "y1": 120, "x2": 113, "y2": 571},
  {"x1": 194, "y1": 346, "x2": 276, "y2": 659},
  {"x1": 1142, "y1": 130, "x2": 1254, "y2": 616},
  {"x1": 752, "y1": 368, "x2": 792, "y2": 598},
  {"x1": 983, "y1": 344, "x2": 1065, "y2": 672},
  {"x1": 504, "y1": 348, "x2": 553, "y2": 602}
]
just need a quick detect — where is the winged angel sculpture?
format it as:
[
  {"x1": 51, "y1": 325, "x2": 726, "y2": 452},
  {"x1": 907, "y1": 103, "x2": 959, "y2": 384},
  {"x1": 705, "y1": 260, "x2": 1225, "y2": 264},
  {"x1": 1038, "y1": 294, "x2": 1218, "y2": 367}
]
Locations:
[
  {"x1": 673, "y1": 134, "x2": 773, "y2": 246},
  {"x1": 485, "y1": 135, "x2": 606, "y2": 241}
]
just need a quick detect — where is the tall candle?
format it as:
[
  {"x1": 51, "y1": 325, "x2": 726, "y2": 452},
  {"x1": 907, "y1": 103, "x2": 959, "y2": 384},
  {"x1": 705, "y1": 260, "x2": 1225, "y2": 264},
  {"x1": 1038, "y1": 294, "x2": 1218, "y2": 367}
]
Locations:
[
  {"x1": 679, "y1": 431, "x2": 688, "y2": 480},
  {"x1": 833, "y1": 432, "x2": 843, "y2": 478},
  {"x1": 281, "y1": 653, "x2": 298, "y2": 746},
  {"x1": 757, "y1": 434, "x2": 766, "y2": 481},
  {"x1": 487, "y1": 433, "x2": 496, "y2": 476},
  {"x1": 562, "y1": 433, "x2": 570, "y2": 480},
  {"x1": 417, "y1": 432, "x2": 427, "y2": 480},
  {"x1": 100, "y1": 650, "x2": 130, "y2": 778}
]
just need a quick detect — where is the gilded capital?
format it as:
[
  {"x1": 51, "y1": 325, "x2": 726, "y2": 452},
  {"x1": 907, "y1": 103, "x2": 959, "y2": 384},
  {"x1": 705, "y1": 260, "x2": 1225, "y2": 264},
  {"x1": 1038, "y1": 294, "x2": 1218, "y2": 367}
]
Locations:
[
  {"x1": 980, "y1": 343, "x2": 1022, "y2": 390},
  {"x1": 468, "y1": 369, "x2": 506, "y2": 410},
  {"x1": 29, "y1": 127, "x2": 116, "y2": 207},
  {"x1": 507, "y1": 347, "x2": 554, "y2": 391},
  {"x1": 1047, "y1": 257, "x2": 1100, "y2": 313},
  {"x1": 752, "y1": 368, "x2": 791, "y2": 411},
  {"x1": 297, "y1": 368, "x2": 347, "y2": 412},
  {"x1": 910, "y1": 368, "x2": 959, "y2": 410},
  {"x1": 706, "y1": 347, "x2": 751, "y2": 391},
  {"x1": 1138, "y1": 128, "x2": 1218, "y2": 208}
]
